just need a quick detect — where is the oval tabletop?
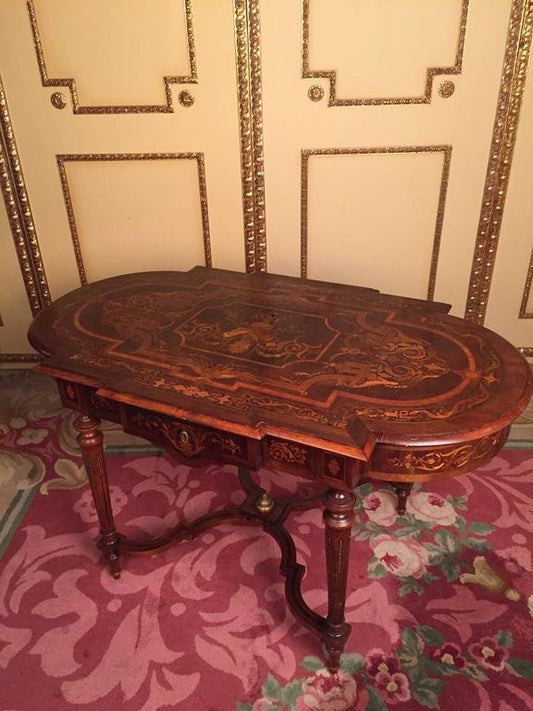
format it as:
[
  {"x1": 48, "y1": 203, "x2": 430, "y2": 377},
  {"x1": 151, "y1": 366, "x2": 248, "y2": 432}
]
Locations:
[{"x1": 28, "y1": 267, "x2": 532, "y2": 477}]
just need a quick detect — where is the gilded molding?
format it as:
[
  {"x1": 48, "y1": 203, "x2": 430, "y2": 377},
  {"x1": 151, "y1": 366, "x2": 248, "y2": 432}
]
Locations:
[
  {"x1": 0, "y1": 353, "x2": 40, "y2": 363},
  {"x1": 302, "y1": 0, "x2": 469, "y2": 106},
  {"x1": 519, "y1": 247, "x2": 533, "y2": 318},
  {"x1": 0, "y1": 75, "x2": 50, "y2": 315},
  {"x1": 518, "y1": 347, "x2": 533, "y2": 357},
  {"x1": 300, "y1": 146, "x2": 452, "y2": 300},
  {"x1": 465, "y1": 0, "x2": 533, "y2": 324},
  {"x1": 56, "y1": 152, "x2": 212, "y2": 285},
  {"x1": 27, "y1": 0, "x2": 197, "y2": 113},
  {"x1": 234, "y1": 0, "x2": 267, "y2": 272}
]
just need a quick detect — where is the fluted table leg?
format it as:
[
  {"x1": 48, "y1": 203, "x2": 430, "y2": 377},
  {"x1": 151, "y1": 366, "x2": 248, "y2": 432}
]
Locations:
[
  {"x1": 323, "y1": 488, "x2": 356, "y2": 673},
  {"x1": 75, "y1": 414, "x2": 121, "y2": 578}
]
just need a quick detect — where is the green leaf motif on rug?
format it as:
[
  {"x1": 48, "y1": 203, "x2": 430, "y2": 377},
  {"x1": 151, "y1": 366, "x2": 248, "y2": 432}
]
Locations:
[
  {"x1": 262, "y1": 674, "x2": 282, "y2": 701},
  {"x1": 366, "y1": 686, "x2": 388, "y2": 711},
  {"x1": 507, "y1": 657, "x2": 533, "y2": 678},
  {"x1": 340, "y1": 652, "x2": 366, "y2": 674},
  {"x1": 300, "y1": 655, "x2": 323, "y2": 672}
]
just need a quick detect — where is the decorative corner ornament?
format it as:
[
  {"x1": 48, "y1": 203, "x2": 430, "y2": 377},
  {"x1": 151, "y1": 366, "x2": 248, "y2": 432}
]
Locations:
[
  {"x1": 438, "y1": 81, "x2": 456, "y2": 98},
  {"x1": 178, "y1": 90, "x2": 195, "y2": 107},
  {"x1": 50, "y1": 91, "x2": 67, "y2": 109},
  {"x1": 308, "y1": 85, "x2": 325, "y2": 102}
]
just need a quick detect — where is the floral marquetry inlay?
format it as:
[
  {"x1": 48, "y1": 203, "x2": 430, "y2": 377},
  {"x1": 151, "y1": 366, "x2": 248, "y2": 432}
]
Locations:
[
  {"x1": 269, "y1": 440, "x2": 307, "y2": 465},
  {"x1": 28, "y1": 268, "x2": 530, "y2": 463},
  {"x1": 373, "y1": 429, "x2": 508, "y2": 476}
]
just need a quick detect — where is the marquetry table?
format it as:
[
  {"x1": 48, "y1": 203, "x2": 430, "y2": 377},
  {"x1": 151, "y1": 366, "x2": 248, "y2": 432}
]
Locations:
[{"x1": 28, "y1": 267, "x2": 532, "y2": 672}]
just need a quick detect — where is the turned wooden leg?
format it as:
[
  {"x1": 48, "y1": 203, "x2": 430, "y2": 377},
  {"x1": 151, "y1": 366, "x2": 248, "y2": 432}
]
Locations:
[
  {"x1": 75, "y1": 414, "x2": 121, "y2": 578},
  {"x1": 323, "y1": 488, "x2": 356, "y2": 673},
  {"x1": 392, "y1": 482, "x2": 413, "y2": 516}
]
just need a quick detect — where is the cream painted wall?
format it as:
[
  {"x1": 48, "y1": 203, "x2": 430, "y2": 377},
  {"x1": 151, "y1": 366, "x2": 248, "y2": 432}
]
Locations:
[{"x1": 0, "y1": 0, "x2": 531, "y2": 361}]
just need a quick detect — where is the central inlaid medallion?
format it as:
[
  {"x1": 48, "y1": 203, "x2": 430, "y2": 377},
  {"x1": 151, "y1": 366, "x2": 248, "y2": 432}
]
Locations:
[{"x1": 176, "y1": 303, "x2": 336, "y2": 366}]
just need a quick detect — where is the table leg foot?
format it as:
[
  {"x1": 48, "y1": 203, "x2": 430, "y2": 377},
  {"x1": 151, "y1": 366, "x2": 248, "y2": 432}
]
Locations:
[
  {"x1": 392, "y1": 482, "x2": 413, "y2": 515},
  {"x1": 99, "y1": 531, "x2": 122, "y2": 578},
  {"x1": 323, "y1": 625, "x2": 351, "y2": 673},
  {"x1": 75, "y1": 414, "x2": 122, "y2": 578},
  {"x1": 323, "y1": 488, "x2": 355, "y2": 673}
]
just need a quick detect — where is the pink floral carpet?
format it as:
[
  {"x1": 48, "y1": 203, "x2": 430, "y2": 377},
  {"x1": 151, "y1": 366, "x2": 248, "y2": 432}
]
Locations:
[{"x1": 1, "y1": 374, "x2": 533, "y2": 710}]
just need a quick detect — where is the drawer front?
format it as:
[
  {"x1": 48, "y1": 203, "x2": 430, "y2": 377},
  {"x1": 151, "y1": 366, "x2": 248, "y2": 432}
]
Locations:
[
  {"x1": 262, "y1": 437, "x2": 360, "y2": 490},
  {"x1": 124, "y1": 406, "x2": 253, "y2": 467},
  {"x1": 58, "y1": 381, "x2": 122, "y2": 424},
  {"x1": 368, "y1": 427, "x2": 510, "y2": 481}
]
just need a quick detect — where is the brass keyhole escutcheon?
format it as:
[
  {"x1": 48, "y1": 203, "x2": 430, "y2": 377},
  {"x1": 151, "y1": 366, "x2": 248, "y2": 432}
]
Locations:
[{"x1": 179, "y1": 430, "x2": 190, "y2": 445}]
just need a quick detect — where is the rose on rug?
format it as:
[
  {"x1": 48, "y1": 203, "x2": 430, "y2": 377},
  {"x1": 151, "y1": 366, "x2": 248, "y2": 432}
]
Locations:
[{"x1": 1, "y1": 373, "x2": 533, "y2": 710}]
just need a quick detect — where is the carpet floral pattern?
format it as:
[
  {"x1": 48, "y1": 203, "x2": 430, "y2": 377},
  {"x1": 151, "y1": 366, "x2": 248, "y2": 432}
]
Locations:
[{"x1": 0, "y1": 372, "x2": 532, "y2": 710}]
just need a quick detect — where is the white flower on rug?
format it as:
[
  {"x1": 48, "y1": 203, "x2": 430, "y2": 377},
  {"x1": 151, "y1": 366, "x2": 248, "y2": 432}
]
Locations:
[
  {"x1": 406, "y1": 491, "x2": 457, "y2": 526},
  {"x1": 296, "y1": 669, "x2": 363, "y2": 710},
  {"x1": 371, "y1": 534, "x2": 429, "y2": 579},
  {"x1": 362, "y1": 489, "x2": 398, "y2": 526},
  {"x1": 16, "y1": 428, "x2": 49, "y2": 446}
]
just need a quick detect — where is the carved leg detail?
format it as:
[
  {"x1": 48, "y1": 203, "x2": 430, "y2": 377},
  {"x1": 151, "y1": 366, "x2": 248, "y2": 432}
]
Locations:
[
  {"x1": 75, "y1": 414, "x2": 121, "y2": 578},
  {"x1": 323, "y1": 488, "x2": 355, "y2": 673},
  {"x1": 392, "y1": 482, "x2": 413, "y2": 516}
]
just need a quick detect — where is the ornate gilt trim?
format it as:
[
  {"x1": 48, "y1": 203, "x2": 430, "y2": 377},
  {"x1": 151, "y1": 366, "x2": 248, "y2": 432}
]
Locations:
[
  {"x1": 465, "y1": 0, "x2": 533, "y2": 324},
  {"x1": 518, "y1": 347, "x2": 533, "y2": 357},
  {"x1": 302, "y1": 0, "x2": 469, "y2": 106},
  {"x1": 0, "y1": 353, "x2": 40, "y2": 363},
  {"x1": 56, "y1": 152, "x2": 212, "y2": 285},
  {"x1": 519, "y1": 247, "x2": 533, "y2": 318},
  {"x1": 0, "y1": 75, "x2": 50, "y2": 315},
  {"x1": 301, "y1": 146, "x2": 452, "y2": 299},
  {"x1": 27, "y1": 0, "x2": 197, "y2": 113},
  {"x1": 234, "y1": 0, "x2": 267, "y2": 272}
]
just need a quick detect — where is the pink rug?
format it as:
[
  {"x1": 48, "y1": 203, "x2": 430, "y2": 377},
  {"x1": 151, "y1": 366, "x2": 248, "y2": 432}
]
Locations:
[{"x1": 1, "y1": 395, "x2": 533, "y2": 710}]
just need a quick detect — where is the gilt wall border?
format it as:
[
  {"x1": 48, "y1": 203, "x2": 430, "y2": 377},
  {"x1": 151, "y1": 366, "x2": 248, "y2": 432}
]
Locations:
[
  {"x1": 27, "y1": 0, "x2": 197, "y2": 114},
  {"x1": 300, "y1": 146, "x2": 452, "y2": 300},
  {"x1": 234, "y1": 0, "x2": 267, "y2": 273},
  {"x1": 0, "y1": 353, "x2": 40, "y2": 364},
  {"x1": 465, "y1": 0, "x2": 533, "y2": 325},
  {"x1": 57, "y1": 153, "x2": 212, "y2": 286},
  {"x1": 302, "y1": 0, "x2": 469, "y2": 106},
  {"x1": 519, "y1": 248, "x2": 533, "y2": 318},
  {"x1": 0, "y1": 75, "x2": 50, "y2": 317}
]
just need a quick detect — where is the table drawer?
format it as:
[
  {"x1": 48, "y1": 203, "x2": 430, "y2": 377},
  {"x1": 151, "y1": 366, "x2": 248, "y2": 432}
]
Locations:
[{"x1": 124, "y1": 406, "x2": 253, "y2": 466}]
